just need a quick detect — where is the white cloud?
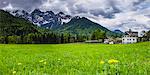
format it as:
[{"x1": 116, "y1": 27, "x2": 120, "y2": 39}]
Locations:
[
  {"x1": 37, "y1": 0, "x2": 150, "y2": 31},
  {"x1": 2, "y1": 3, "x2": 14, "y2": 10},
  {"x1": 1, "y1": 0, "x2": 150, "y2": 31}
]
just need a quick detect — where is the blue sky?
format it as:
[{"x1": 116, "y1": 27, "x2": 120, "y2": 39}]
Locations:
[{"x1": 0, "y1": 0, "x2": 150, "y2": 31}]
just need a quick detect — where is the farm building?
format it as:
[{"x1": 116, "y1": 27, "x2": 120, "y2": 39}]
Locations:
[
  {"x1": 104, "y1": 38, "x2": 122, "y2": 44},
  {"x1": 122, "y1": 29, "x2": 138, "y2": 44}
]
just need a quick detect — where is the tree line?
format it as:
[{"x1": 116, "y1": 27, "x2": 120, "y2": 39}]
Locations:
[
  {"x1": 139, "y1": 30, "x2": 150, "y2": 42},
  {"x1": 0, "y1": 29, "x2": 107, "y2": 44},
  {"x1": 0, "y1": 28, "x2": 149, "y2": 44}
]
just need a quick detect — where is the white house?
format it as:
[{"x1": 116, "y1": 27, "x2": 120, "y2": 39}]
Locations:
[
  {"x1": 109, "y1": 41, "x2": 114, "y2": 44},
  {"x1": 104, "y1": 39, "x2": 109, "y2": 44},
  {"x1": 122, "y1": 29, "x2": 138, "y2": 44},
  {"x1": 104, "y1": 39, "x2": 115, "y2": 44}
]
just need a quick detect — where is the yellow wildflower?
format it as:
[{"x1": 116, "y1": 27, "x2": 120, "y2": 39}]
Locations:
[
  {"x1": 58, "y1": 59, "x2": 61, "y2": 61},
  {"x1": 100, "y1": 60, "x2": 105, "y2": 64},
  {"x1": 17, "y1": 63, "x2": 22, "y2": 65},
  {"x1": 43, "y1": 62, "x2": 47, "y2": 65},
  {"x1": 39, "y1": 60, "x2": 44, "y2": 63},
  {"x1": 13, "y1": 71, "x2": 16, "y2": 74},
  {"x1": 108, "y1": 59, "x2": 119, "y2": 64}
]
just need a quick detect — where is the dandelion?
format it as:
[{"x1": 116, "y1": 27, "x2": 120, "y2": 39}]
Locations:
[
  {"x1": 17, "y1": 63, "x2": 22, "y2": 65},
  {"x1": 39, "y1": 60, "x2": 44, "y2": 63},
  {"x1": 108, "y1": 59, "x2": 119, "y2": 64},
  {"x1": 100, "y1": 60, "x2": 105, "y2": 64},
  {"x1": 12, "y1": 71, "x2": 16, "y2": 74},
  {"x1": 43, "y1": 62, "x2": 47, "y2": 65},
  {"x1": 58, "y1": 59, "x2": 61, "y2": 61}
]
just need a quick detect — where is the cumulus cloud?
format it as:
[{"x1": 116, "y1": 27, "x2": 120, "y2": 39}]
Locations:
[
  {"x1": 0, "y1": 0, "x2": 150, "y2": 31},
  {"x1": 39, "y1": 0, "x2": 121, "y2": 18},
  {"x1": 0, "y1": 0, "x2": 44, "y2": 11}
]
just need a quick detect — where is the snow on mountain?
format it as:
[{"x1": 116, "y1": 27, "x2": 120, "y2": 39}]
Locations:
[
  {"x1": 8, "y1": 9, "x2": 150, "y2": 32},
  {"x1": 9, "y1": 9, "x2": 72, "y2": 29},
  {"x1": 56, "y1": 12, "x2": 72, "y2": 24}
]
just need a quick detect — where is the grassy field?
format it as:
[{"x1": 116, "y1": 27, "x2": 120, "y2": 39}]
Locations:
[{"x1": 0, "y1": 42, "x2": 150, "y2": 75}]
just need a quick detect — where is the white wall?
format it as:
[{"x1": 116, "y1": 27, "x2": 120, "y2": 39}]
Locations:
[{"x1": 122, "y1": 37, "x2": 137, "y2": 44}]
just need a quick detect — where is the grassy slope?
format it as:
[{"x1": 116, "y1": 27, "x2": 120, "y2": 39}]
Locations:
[
  {"x1": 0, "y1": 42, "x2": 150, "y2": 75},
  {"x1": 0, "y1": 10, "x2": 39, "y2": 36},
  {"x1": 56, "y1": 17, "x2": 118, "y2": 37}
]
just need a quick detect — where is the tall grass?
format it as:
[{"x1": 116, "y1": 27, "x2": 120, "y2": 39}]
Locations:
[{"x1": 0, "y1": 42, "x2": 150, "y2": 75}]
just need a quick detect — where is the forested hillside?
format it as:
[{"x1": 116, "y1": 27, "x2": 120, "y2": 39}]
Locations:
[
  {"x1": 0, "y1": 9, "x2": 127, "y2": 44},
  {"x1": 0, "y1": 10, "x2": 38, "y2": 36},
  {"x1": 56, "y1": 17, "x2": 121, "y2": 37},
  {"x1": 0, "y1": 10, "x2": 87, "y2": 44}
]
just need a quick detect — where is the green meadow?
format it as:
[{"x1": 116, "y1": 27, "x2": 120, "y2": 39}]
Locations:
[{"x1": 0, "y1": 42, "x2": 150, "y2": 75}]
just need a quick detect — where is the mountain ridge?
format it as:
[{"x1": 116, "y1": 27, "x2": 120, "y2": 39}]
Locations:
[
  {"x1": 9, "y1": 9, "x2": 72, "y2": 29},
  {"x1": 6, "y1": 9, "x2": 121, "y2": 37},
  {"x1": 55, "y1": 17, "x2": 121, "y2": 37}
]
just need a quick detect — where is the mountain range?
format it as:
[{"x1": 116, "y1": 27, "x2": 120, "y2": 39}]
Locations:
[
  {"x1": 2, "y1": 9, "x2": 122, "y2": 37},
  {"x1": 9, "y1": 9, "x2": 72, "y2": 29},
  {"x1": 56, "y1": 16, "x2": 121, "y2": 36}
]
